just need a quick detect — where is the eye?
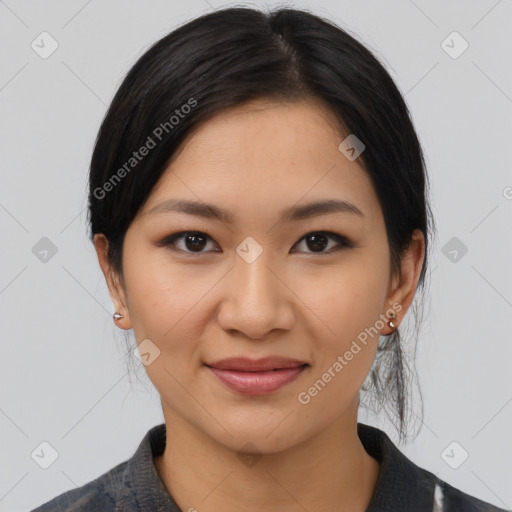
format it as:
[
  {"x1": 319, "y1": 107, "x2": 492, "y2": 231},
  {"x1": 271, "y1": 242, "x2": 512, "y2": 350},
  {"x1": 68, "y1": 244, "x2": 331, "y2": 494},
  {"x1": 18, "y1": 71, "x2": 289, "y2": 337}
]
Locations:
[
  {"x1": 157, "y1": 231, "x2": 219, "y2": 255},
  {"x1": 157, "y1": 230, "x2": 352, "y2": 256},
  {"x1": 292, "y1": 231, "x2": 352, "y2": 254}
]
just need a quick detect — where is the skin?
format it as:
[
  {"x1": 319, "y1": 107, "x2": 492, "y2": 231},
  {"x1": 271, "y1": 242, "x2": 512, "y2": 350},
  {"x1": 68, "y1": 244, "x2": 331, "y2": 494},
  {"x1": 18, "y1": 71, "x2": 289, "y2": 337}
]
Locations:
[{"x1": 95, "y1": 97, "x2": 425, "y2": 512}]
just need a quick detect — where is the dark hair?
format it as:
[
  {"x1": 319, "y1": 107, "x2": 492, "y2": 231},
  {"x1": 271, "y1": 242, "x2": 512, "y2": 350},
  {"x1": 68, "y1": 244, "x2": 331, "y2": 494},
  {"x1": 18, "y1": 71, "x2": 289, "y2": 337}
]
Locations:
[{"x1": 87, "y1": 6, "x2": 435, "y2": 443}]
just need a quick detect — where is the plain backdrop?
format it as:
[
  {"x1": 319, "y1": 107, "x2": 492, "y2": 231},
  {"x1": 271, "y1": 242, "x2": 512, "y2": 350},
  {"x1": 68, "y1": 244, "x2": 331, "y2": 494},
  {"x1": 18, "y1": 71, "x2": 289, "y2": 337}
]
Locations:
[{"x1": 1, "y1": 1, "x2": 511, "y2": 510}]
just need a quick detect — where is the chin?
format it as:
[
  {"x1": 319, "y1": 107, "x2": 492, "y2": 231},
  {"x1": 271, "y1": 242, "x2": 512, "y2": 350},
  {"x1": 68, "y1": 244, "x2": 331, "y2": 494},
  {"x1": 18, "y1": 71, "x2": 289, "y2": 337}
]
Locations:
[{"x1": 204, "y1": 418, "x2": 311, "y2": 456}]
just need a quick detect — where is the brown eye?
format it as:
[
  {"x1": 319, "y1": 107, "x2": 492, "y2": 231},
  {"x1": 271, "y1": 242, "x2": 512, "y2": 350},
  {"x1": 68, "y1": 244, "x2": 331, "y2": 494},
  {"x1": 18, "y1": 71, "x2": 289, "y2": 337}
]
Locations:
[
  {"x1": 158, "y1": 231, "x2": 219, "y2": 254},
  {"x1": 292, "y1": 231, "x2": 352, "y2": 254},
  {"x1": 181, "y1": 233, "x2": 208, "y2": 252}
]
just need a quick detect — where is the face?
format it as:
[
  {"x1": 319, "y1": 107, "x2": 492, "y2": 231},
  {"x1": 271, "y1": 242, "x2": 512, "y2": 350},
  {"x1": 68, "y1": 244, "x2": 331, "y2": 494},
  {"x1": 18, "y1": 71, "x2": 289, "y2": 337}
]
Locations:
[{"x1": 96, "y1": 98, "x2": 424, "y2": 454}]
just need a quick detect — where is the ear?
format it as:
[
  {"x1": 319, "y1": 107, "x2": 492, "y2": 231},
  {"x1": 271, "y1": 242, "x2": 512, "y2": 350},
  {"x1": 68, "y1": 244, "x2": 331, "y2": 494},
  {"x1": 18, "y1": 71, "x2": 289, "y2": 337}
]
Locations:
[
  {"x1": 94, "y1": 234, "x2": 133, "y2": 330},
  {"x1": 382, "y1": 229, "x2": 425, "y2": 334}
]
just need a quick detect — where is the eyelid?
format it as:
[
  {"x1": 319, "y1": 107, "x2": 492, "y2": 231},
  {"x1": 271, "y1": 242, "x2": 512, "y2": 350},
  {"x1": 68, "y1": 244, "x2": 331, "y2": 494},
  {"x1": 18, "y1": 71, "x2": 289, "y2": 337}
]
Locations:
[{"x1": 157, "y1": 230, "x2": 353, "y2": 255}]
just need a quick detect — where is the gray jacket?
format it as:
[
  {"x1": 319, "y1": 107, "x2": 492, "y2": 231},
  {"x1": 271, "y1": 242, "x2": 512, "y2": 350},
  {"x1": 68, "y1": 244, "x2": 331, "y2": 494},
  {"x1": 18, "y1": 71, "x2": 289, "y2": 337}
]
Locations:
[{"x1": 31, "y1": 422, "x2": 509, "y2": 511}]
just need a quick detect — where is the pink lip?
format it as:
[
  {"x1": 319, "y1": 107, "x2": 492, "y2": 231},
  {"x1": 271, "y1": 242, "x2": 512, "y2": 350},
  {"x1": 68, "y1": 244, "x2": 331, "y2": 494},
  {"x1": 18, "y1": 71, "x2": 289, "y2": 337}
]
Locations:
[
  {"x1": 205, "y1": 357, "x2": 309, "y2": 395},
  {"x1": 205, "y1": 356, "x2": 307, "y2": 371}
]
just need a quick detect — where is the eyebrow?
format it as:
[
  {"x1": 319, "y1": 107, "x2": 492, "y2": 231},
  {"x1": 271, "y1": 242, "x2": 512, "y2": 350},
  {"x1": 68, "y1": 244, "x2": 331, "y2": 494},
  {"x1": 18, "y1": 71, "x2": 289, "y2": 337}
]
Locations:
[{"x1": 147, "y1": 198, "x2": 365, "y2": 223}]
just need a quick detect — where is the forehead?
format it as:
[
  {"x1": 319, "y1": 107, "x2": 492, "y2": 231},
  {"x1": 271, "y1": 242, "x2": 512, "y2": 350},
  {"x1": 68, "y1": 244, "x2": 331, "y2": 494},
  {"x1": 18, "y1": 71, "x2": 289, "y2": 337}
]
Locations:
[{"x1": 140, "y1": 98, "x2": 382, "y2": 227}]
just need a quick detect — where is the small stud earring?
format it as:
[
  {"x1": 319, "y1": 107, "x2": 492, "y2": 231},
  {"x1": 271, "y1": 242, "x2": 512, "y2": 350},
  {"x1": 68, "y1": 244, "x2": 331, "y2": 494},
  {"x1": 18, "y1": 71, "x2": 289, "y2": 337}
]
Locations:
[
  {"x1": 113, "y1": 312, "x2": 125, "y2": 321},
  {"x1": 387, "y1": 310, "x2": 398, "y2": 331}
]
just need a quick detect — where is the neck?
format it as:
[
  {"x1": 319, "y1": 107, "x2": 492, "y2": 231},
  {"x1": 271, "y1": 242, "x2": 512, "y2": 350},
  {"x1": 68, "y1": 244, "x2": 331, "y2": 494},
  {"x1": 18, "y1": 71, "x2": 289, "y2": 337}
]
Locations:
[{"x1": 155, "y1": 402, "x2": 380, "y2": 512}]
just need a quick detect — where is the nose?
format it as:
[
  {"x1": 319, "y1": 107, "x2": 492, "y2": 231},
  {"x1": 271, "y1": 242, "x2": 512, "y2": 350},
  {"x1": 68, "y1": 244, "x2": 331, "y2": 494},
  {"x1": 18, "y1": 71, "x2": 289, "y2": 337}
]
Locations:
[{"x1": 216, "y1": 251, "x2": 295, "y2": 340}]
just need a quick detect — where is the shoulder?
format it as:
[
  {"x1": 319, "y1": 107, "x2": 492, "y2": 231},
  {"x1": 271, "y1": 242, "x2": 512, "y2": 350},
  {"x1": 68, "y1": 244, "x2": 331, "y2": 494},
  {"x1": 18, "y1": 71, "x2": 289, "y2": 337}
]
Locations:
[
  {"x1": 357, "y1": 422, "x2": 509, "y2": 512},
  {"x1": 30, "y1": 423, "x2": 176, "y2": 512},
  {"x1": 30, "y1": 459, "x2": 128, "y2": 511},
  {"x1": 436, "y1": 478, "x2": 510, "y2": 512},
  {"x1": 32, "y1": 423, "x2": 179, "y2": 512}
]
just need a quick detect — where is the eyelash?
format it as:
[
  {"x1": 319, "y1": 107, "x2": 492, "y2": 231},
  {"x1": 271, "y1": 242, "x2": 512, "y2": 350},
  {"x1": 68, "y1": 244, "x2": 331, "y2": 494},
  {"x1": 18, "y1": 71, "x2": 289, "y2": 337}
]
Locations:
[{"x1": 157, "y1": 230, "x2": 353, "y2": 256}]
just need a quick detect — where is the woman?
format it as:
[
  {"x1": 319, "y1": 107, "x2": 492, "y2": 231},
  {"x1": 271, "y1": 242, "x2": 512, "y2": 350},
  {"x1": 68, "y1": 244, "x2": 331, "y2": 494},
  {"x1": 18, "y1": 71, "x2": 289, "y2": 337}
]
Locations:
[{"x1": 32, "y1": 6, "x2": 508, "y2": 512}]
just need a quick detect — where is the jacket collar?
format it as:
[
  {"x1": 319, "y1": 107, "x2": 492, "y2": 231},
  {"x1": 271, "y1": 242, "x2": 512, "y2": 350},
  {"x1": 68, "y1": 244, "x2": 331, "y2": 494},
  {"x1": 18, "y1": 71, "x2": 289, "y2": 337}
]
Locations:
[
  {"x1": 115, "y1": 423, "x2": 179, "y2": 511},
  {"x1": 358, "y1": 422, "x2": 437, "y2": 511},
  {"x1": 114, "y1": 422, "x2": 438, "y2": 511}
]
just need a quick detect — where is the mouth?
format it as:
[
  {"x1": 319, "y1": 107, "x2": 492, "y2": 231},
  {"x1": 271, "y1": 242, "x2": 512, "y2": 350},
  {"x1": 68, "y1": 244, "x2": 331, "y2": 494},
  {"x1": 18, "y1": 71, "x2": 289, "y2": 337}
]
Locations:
[
  {"x1": 205, "y1": 356, "x2": 309, "y2": 372},
  {"x1": 204, "y1": 357, "x2": 309, "y2": 395}
]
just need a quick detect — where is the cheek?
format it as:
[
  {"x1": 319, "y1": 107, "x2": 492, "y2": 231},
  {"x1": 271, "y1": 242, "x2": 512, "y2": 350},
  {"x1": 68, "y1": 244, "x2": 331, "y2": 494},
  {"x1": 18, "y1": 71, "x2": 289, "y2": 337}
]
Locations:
[
  {"x1": 122, "y1": 253, "x2": 210, "y2": 395},
  {"x1": 304, "y1": 256, "x2": 389, "y2": 343},
  {"x1": 296, "y1": 254, "x2": 388, "y2": 401},
  {"x1": 296, "y1": 267, "x2": 385, "y2": 415},
  {"x1": 122, "y1": 245, "x2": 213, "y2": 340}
]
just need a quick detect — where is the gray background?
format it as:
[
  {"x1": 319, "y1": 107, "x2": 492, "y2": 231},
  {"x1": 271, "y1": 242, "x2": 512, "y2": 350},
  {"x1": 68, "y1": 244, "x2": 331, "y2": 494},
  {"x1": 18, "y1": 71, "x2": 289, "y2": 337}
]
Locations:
[{"x1": 1, "y1": 0, "x2": 511, "y2": 510}]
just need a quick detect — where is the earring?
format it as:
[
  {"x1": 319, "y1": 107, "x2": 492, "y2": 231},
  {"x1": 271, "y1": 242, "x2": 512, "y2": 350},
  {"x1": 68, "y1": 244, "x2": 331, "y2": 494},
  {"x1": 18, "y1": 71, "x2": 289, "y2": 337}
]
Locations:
[
  {"x1": 113, "y1": 312, "x2": 125, "y2": 321},
  {"x1": 387, "y1": 310, "x2": 398, "y2": 332}
]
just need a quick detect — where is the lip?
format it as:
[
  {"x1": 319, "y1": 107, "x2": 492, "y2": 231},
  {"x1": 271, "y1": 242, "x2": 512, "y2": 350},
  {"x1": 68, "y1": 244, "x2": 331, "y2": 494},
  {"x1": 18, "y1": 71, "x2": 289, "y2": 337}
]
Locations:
[
  {"x1": 205, "y1": 356, "x2": 308, "y2": 371},
  {"x1": 205, "y1": 357, "x2": 309, "y2": 395}
]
